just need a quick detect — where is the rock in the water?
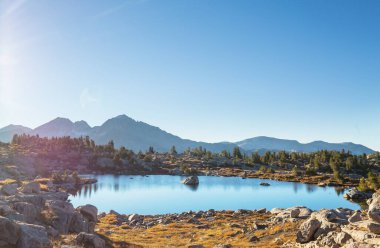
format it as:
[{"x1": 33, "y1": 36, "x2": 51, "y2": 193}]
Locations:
[
  {"x1": 76, "y1": 232, "x2": 105, "y2": 248},
  {"x1": 21, "y1": 182, "x2": 41, "y2": 194},
  {"x1": 0, "y1": 216, "x2": 20, "y2": 245},
  {"x1": 17, "y1": 222, "x2": 51, "y2": 248},
  {"x1": 296, "y1": 218, "x2": 321, "y2": 243},
  {"x1": 77, "y1": 204, "x2": 98, "y2": 222},
  {"x1": 259, "y1": 182, "x2": 270, "y2": 186},
  {"x1": 1, "y1": 183, "x2": 18, "y2": 196},
  {"x1": 182, "y1": 176, "x2": 199, "y2": 185}
]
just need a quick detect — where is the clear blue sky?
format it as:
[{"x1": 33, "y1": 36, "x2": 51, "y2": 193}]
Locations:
[{"x1": 0, "y1": 0, "x2": 379, "y2": 150}]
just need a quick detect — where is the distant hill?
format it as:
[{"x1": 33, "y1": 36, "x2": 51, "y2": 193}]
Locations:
[
  {"x1": 0, "y1": 125, "x2": 32, "y2": 143},
  {"x1": 0, "y1": 115, "x2": 375, "y2": 155},
  {"x1": 236, "y1": 136, "x2": 374, "y2": 155}
]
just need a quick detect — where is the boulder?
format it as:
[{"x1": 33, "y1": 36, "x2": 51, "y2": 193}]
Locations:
[
  {"x1": 17, "y1": 223, "x2": 51, "y2": 248},
  {"x1": 0, "y1": 216, "x2": 20, "y2": 245},
  {"x1": 344, "y1": 188, "x2": 372, "y2": 200},
  {"x1": 256, "y1": 208, "x2": 266, "y2": 214},
  {"x1": 20, "y1": 182, "x2": 41, "y2": 194},
  {"x1": 13, "y1": 202, "x2": 38, "y2": 223},
  {"x1": 368, "y1": 194, "x2": 380, "y2": 223},
  {"x1": 44, "y1": 200, "x2": 75, "y2": 234},
  {"x1": 182, "y1": 176, "x2": 199, "y2": 185},
  {"x1": 76, "y1": 232, "x2": 105, "y2": 248},
  {"x1": 364, "y1": 221, "x2": 380, "y2": 235},
  {"x1": 0, "y1": 201, "x2": 14, "y2": 216},
  {"x1": 128, "y1": 214, "x2": 142, "y2": 222},
  {"x1": 69, "y1": 212, "x2": 94, "y2": 234},
  {"x1": 334, "y1": 231, "x2": 352, "y2": 245},
  {"x1": 348, "y1": 210, "x2": 362, "y2": 223},
  {"x1": 77, "y1": 204, "x2": 98, "y2": 222},
  {"x1": 296, "y1": 218, "x2": 321, "y2": 243},
  {"x1": 1, "y1": 183, "x2": 18, "y2": 196}
]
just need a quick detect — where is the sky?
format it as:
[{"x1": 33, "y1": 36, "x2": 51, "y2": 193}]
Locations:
[{"x1": 0, "y1": 0, "x2": 379, "y2": 150}]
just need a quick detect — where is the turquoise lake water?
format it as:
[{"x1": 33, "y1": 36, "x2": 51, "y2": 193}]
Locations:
[{"x1": 69, "y1": 175, "x2": 360, "y2": 214}]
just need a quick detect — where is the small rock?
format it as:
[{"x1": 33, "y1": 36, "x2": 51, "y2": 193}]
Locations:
[
  {"x1": 365, "y1": 221, "x2": 380, "y2": 234},
  {"x1": 20, "y1": 181, "x2": 41, "y2": 194},
  {"x1": 256, "y1": 208, "x2": 266, "y2": 214},
  {"x1": 259, "y1": 182, "x2": 270, "y2": 186},
  {"x1": 348, "y1": 210, "x2": 362, "y2": 223},
  {"x1": 76, "y1": 232, "x2": 105, "y2": 248},
  {"x1": 128, "y1": 214, "x2": 142, "y2": 222},
  {"x1": 334, "y1": 232, "x2": 351, "y2": 245},
  {"x1": 1, "y1": 183, "x2": 18, "y2": 196},
  {"x1": 213, "y1": 245, "x2": 232, "y2": 248}
]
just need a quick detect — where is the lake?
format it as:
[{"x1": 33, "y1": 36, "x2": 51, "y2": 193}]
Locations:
[{"x1": 69, "y1": 175, "x2": 360, "y2": 214}]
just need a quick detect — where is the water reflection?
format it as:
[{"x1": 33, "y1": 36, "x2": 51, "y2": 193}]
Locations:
[
  {"x1": 184, "y1": 184, "x2": 199, "y2": 191},
  {"x1": 69, "y1": 175, "x2": 361, "y2": 214}
]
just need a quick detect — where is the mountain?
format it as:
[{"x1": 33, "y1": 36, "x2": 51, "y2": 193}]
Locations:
[
  {"x1": 0, "y1": 115, "x2": 376, "y2": 155},
  {"x1": 237, "y1": 136, "x2": 374, "y2": 155},
  {"x1": 0, "y1": 125, "x2": 32, "y2": 143},
  {"x1": 31, "y1": 117, "x2": 91, "y2": 138},
  {"x1": 88, "y1": 115, "x2": 236, "y2": 152}
]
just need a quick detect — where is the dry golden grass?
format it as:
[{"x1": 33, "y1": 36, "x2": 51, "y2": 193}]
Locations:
[
  {"x1": 0, "y1": 178, "x2": 17, "y2": 185},
  {"x1": 96, "y1": 212, "x2": 300, "y2": 248}
]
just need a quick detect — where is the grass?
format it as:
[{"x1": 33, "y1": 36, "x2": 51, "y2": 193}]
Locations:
[
  {"x1": 96, "y1": 212, "x2": 300, "y2": 248},
  {"x1": 0, "y1": 178, "x2": 17, "y2": 185}
]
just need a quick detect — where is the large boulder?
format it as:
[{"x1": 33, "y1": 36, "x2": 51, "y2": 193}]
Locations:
[
  {"x1": 0, "y1": 201, "x2": 14, "y2": 216},
  {"x1": 13, "y1": 202, "x2": 39, "y2": 223},
  {"x1": 296, "y1": 218, "x2": 321, "y2": 243},
  {"x1": 0, "y1": 216, "x2": 20, "y2": 246},
  {"x1": 1, "y1": 183, "x2": 18, "y2": 196},
  {"x1": 77, "y1": 204, "x2": 98, "y2": 222},
  {"x1": 76, "y1": 232, "x2": 105, "y2": 248},
  {"x1": 368, "y1": 193, "x2": 380, "y2": 223},
  {"x1": 182, "y1": 176, "x2": 199, "y2": 185},
  {"x1": 20, "y1": 182, "x2": 41, "y2": 194},
  {"x1": 44, "y1": 200, "x2": 75, "y2": 234},
  {"x1": 69, "y1": 212, "x2": 95, "y2": 234},
  {"x1": 17, "y1": 223, "x2": 51, "y2": 248}
]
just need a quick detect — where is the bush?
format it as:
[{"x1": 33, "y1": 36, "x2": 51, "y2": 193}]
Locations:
[
  {"x1": 292, "y1": 166, "x2": 299, "y2": 176},
  {"x1": 305, "y1": 167, "x2": 317, "y2": 176},
  {"x1": 358, "y1": 178, "x2": 370, "y2": 192},
  {"x1": 259, "y1": 166, "x2": 267, "y2": 173}
]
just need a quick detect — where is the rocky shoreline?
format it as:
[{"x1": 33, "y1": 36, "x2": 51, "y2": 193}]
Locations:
[
  {"x1": 95, "y1": 192, "x2": 380, "y2": 247},
  {"x1": 0, "y1": 179, "x2": 104, "y2": 248}
]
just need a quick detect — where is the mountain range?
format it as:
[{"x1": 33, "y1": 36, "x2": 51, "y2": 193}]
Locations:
[{"x1": 0, "y1": 114, "x2": 375, "y2": 155}]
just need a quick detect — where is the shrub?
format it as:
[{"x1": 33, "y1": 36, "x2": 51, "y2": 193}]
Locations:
[
  {"x1": 259, "y1": 166, "x2": 267, "y2": 173},
  {"x1": 305, "y1": 167, "x2": 317, "y2": 176},
  {"x1": 358, "y1": 178, "x2": 370, "y2": 192}
]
